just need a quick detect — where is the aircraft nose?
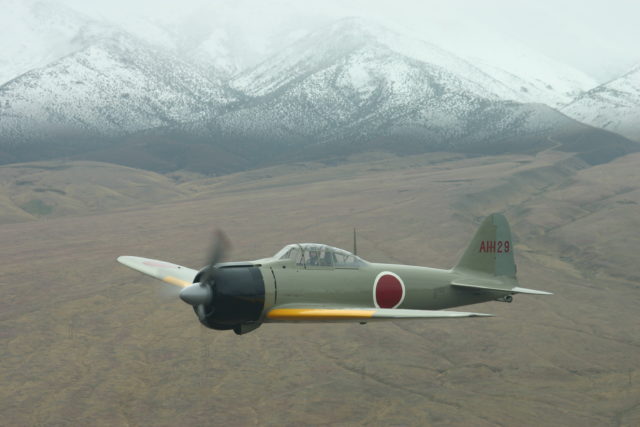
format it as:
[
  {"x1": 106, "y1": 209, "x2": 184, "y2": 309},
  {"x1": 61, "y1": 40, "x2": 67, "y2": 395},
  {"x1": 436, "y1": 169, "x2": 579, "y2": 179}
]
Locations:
[{"x1": 179, "y1": 283, "x2": 212, "y2": 306}]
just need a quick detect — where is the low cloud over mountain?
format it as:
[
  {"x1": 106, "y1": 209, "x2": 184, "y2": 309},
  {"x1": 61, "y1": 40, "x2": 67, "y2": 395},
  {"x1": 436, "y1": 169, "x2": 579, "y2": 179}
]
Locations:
[{"x1": 0, "y1": 4, "x2": 637, "y2": 173}]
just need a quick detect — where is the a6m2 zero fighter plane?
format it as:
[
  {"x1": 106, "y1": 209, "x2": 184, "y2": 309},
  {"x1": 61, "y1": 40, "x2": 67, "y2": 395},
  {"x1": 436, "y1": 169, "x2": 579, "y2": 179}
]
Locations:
[{"x1": 118, "y1": 213, "x2": 551, "y2": 335}]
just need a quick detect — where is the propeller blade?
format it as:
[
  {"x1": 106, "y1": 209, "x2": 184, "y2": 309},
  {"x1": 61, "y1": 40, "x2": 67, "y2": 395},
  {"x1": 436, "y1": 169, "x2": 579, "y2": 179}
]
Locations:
[
  {"x1": 158, "y1": 282, "x2": 182, "y2": 299},
  {"x1": 209, "y1": 229, "x2": 231, "y2": 267},
  {"x1": 201, "y1": 229, "x2": 231, "y2": 285},
  {"x1": 196, "y1": 304, "x2": 208, "y2": 322}
]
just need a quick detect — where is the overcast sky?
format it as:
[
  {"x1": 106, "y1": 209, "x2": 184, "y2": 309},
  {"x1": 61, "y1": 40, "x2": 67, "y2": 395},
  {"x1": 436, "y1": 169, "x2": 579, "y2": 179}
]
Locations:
[{"x1": 59, "y1": 0, "x2": 640, "y2": 81}]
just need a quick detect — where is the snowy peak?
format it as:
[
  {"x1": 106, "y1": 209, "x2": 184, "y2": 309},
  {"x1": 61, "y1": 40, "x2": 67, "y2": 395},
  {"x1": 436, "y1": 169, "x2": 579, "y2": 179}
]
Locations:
[
  {"x1": 0, "y1": 0, "x2": 98, "y2": 85},
  {"x1": 212, "y1": 25, "x2": 576, "y2": 154},
  {"x1": 606, "y1": 64, "x2": 640, "y2": 91},
  {"x1": 0, "y1": 30, "x2": 234, "y2": 142},
  {"x1": 230, "y1": 18, "x2": 379, "y2": 97},
  {"x1": 230, "y1": 17, "x2": 586, "y2": 106},
  {"x1": 232, "y1": 18, "x2": 499, "y2": 100},
  {"x1": 561, "y1": 65, "x2": 640, "y2": 141}
]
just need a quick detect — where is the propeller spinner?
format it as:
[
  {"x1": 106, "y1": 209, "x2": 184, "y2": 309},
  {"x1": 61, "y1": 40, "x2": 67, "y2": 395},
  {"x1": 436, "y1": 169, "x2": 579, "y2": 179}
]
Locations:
[
  {"x1": 179, "y1": 283, "x2": 211, "y2": 306},
  {"x1": 179, "y1": 230, "x2": 231, "y2": 321}
]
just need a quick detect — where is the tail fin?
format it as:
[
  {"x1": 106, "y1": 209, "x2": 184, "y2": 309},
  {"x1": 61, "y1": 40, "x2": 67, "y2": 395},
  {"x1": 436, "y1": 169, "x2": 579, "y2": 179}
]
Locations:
[{"x1": 453, "y1": 213, "x2": 516, "y2": 278}]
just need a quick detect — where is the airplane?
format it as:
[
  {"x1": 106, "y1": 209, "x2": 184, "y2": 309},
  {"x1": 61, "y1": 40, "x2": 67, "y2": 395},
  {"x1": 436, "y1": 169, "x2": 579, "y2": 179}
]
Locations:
[{"x1": 117, "y1": 213, "x2": 552, "y2": 335}]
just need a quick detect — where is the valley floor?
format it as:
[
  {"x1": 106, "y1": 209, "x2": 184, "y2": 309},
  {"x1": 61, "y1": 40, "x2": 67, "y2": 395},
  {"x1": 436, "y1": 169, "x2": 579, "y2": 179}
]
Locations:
[{"x1": 1, "y1": 151, "x2": 639, "y2": 426}]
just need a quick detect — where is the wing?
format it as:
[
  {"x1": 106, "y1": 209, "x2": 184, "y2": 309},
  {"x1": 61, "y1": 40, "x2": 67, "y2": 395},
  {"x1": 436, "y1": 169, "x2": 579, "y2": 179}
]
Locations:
[
  {"x1": 265, "y1": 306, "x2": 492, "y2": 323},
  {"x1": 117, "y1": 256, "x2": 198, "y2": 288}
]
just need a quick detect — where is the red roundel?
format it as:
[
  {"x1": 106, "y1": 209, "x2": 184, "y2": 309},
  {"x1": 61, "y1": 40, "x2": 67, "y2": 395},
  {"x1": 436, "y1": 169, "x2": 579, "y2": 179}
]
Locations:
[{"x1": 374, "y1": 272, "x2": 405, "y2": 308}]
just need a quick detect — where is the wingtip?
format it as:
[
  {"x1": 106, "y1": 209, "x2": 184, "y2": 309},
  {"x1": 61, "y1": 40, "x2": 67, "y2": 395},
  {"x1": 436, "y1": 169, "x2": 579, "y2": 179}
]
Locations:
[{"x1": 117, "y1": 255, "x2": 133, "y2": 265}]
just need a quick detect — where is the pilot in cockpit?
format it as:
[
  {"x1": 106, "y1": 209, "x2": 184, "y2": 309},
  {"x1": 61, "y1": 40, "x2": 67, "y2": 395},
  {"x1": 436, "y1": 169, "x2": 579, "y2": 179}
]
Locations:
[
  {"x1": 320, "y1": 250, "x2": 333, "y2": 266},
  {"x1": 308, "y1": 249, "x2": 320, "y2": 266}
]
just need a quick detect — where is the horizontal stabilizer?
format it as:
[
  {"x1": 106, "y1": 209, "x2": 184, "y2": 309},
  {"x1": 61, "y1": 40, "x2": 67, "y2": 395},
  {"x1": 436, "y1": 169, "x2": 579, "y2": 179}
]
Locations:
[
  {"x1": 451, "y1": 280, "x2": 552, "y2": 295},
  {"x1": 117, "y1": 256, "x2": 198, "y2": 288},
  {"x1": 511, "y1": 286, "x2": 553, "y2": 295},
  {"x1": 266, "y1": 307, "x2": 492, "y2": 322}
]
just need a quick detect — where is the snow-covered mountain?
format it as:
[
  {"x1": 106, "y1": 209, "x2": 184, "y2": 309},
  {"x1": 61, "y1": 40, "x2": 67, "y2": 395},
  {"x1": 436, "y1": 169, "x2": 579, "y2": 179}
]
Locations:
[
  {"x1": 0, "y1": 28, "x2": 233, "y2": 143},
  {"x1": 561, "y1": 65, "x2": 640, "y2": 141},
  {"x1": 213, "y1": 19, "x2": 585, "y2": 150},
  {"x1": 0, "y1": 2, "x2": 597, "y2": 104},
  {"x1": 468, "y1": 57, "x2": 595, "y2": 108},
  {"x1": 230, "y1": 18, "x2": 593, "y2": 108},
  {"x1": 0, "y1": 0, "x2": 95, "y2": 85},
  {"x1": 403, "y1": 20, "x2": 598, "y2": 107},
  {"x1": 0, "y1": 0, "x2": 243, "y2": 84},
  {"x1": 231, "y1": 19, "x2": 498, "y2": 99},
  {"x1": 0, "y1": 10, "x2": 637, "y2": 171}
]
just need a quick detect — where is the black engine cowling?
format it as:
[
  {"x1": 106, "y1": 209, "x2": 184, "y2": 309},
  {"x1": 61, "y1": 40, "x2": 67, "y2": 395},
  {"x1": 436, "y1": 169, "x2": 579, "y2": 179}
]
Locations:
[{"x1": 192, "y1": 265, "x2": 265, "y2": 332}]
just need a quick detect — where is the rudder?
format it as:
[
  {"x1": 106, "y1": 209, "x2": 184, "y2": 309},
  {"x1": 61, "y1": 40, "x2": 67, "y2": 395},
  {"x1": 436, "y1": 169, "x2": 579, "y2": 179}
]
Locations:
[{"x1": 453, "y1": 213, "x2": 516, "y2": 278}]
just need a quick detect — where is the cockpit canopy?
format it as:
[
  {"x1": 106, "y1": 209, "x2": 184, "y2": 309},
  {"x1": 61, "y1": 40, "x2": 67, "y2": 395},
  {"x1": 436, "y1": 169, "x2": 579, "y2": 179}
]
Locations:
[{"x1": 273, "y1": 243, "x2": 366, "y2": 268}]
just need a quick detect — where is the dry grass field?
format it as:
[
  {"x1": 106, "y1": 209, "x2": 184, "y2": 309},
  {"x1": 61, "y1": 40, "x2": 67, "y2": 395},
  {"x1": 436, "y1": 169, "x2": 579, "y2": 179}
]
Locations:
[
  {"x1": 1, "y1": 150, "x2": 639, "y2": 426},
  {"x1": 0, "y1": 161, "x2": 189, "y2": 223}
]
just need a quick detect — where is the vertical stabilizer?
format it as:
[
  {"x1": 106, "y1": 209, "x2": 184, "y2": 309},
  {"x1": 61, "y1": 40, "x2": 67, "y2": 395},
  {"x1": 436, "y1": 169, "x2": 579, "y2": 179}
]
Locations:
[{"x1": 453, "y1": 213, "x2": 516, "y2": 278}]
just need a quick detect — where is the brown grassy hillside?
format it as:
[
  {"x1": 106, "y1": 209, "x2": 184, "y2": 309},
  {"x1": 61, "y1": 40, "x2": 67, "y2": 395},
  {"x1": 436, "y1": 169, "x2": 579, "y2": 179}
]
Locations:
[
  {"x1": 0, "y1": 161, "x2": 188, "y2": 223},
  {"x1": 0, "y1": 152, "x2": 638, "y2": 426}
]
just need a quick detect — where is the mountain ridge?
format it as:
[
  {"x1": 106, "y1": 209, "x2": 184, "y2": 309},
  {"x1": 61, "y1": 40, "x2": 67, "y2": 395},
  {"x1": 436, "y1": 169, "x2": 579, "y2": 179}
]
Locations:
[
  {"x1": 0, "y1": 14, "x2": 637, "y2": 173},
  {"x1": 0, "y1": 28, "x2": 234, "y2": 144},
  {"x1": 561, "y1": 64, "x2": 640, "y2": 141}
]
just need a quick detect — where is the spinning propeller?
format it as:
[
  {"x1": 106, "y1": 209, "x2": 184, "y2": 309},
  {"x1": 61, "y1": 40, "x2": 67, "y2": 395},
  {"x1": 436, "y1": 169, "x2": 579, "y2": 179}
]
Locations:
[{"x1": 178, "y1": 230, "x2": 231, "y2": 321}]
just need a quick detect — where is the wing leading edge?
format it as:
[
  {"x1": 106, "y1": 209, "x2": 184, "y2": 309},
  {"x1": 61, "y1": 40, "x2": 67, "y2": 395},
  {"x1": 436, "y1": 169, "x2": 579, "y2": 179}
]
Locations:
[
  {"x1": 117, "y1": 256, "x2": 198, "y2": 288},
  {"x1": 266, "y1": 307, "x2": 492, "y2": 322}
]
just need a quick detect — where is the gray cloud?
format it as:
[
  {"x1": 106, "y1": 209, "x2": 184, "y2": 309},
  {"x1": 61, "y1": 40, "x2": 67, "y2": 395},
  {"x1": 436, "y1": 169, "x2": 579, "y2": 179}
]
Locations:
[{"x1": 33, "y1": 0, "x2": 640, "y2": 80}]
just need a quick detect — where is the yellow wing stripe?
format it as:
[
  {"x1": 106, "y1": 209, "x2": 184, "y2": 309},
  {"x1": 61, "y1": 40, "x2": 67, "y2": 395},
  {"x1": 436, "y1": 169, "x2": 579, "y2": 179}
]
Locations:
[
  {"x1": 162, "y1": 276, "x2": 191, "y2": 288},
  {"x1": 267, "y1": 308, "x2": 375, "y2": 320}
]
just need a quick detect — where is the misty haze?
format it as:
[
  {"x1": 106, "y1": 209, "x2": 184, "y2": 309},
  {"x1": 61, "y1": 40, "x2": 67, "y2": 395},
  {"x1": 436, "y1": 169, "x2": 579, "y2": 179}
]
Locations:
[{"x1": 0, "y1": 1, "x2": 639, "y2": 426}]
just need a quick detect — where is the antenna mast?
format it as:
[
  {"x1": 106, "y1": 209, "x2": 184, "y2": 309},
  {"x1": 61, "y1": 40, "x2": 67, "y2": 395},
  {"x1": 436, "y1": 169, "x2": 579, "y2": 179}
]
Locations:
[{"x1": 353, "y1": 228, "x2": 357, "y2": 255}]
